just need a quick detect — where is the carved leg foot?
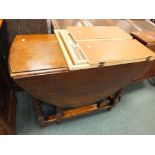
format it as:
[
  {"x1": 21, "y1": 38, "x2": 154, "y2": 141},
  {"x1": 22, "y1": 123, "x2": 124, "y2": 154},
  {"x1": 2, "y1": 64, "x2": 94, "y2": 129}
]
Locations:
[
  {"x1": 56, "y1": 106, "x2": 63, "y2": 124},
  {"x1": 106, "y1": 107, "x2": 112, "y2": 111},
  {"x1": 96, "y1": 99, "x2": 104, "y2": 108},
  {"x1": 108, "y1": 88, "x2": 123, "y2": 108},
  {"x1": 33, "y1": 98, "x2": 46, "y2": 128},
  {"x1": 113, "y1": 88, "x2": 123, "y2": 105}
]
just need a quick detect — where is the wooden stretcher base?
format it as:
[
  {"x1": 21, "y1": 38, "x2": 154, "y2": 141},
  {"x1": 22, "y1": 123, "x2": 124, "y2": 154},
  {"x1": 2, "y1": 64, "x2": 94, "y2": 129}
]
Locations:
[{"x1": 33, "y1": 89, "x2": 123, "y2": 127}]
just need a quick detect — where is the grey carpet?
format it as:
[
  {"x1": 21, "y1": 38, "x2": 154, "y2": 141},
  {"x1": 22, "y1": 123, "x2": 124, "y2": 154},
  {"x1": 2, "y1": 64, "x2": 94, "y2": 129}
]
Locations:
[{"x1": 15, "y1": 80, "x2": 155, "y2": 135}]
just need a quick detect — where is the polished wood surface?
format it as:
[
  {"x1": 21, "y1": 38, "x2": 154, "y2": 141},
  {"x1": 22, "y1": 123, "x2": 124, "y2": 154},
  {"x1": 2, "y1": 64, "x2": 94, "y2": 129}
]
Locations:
[
  {"x1": 56, "y1": 27, "x2": 155, "y2": 70},
  {"x1": 0, "y1": 19, "x2": 49, "y2": 91},
  {"x1": 16, "y1": 61, "x2": 150, "y2": 107},
  {"x1": 67, "y1": 26, "x2": 132, "y2": 41},
  {"x1": 9, "y1": 29, "x2": 155, "y2": 126},
  {"x1": 9, "y1": 34, "x2": 68, "y2": 78},
  {"x1": 7, "y1": 19, "x2": 154, "y2": 126},
  {"x1": 77, "y1": 39, "x2": 155, "y2": 65},
  {"x1": 131, "y1": 31, "x2": 155, "y2": 45},
  {"x1": 9, "y1": 34, "x2": 152, "y2": 107},
  {"x1": 131, "y1": 31, "x2": 155, "y2": 81}
]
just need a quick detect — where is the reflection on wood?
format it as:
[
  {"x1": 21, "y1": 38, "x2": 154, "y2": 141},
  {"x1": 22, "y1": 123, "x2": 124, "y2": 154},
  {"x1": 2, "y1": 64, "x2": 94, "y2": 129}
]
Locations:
[
  {"x1": 77, "y1": 39, "x2": 155, "y2": 66},
  {"x1": 9, "y1": 34, "x2": 153, "y2": 108},
  {"x1": 52, "y1": 20, "x2": 155, "y2": 82},
  {"x1": 56, "y1": 27, "x2": 155, "y2": 71}
]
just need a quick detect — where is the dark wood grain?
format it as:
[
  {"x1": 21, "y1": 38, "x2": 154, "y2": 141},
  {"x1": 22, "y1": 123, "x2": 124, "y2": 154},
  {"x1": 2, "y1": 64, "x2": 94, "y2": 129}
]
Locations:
[
  {"x1": 52, "y1": 19, "x2": 155, "y2": 83},
  {"x1": 15, "y1": 61, "x2": 150, "y2": 107},
  {"x1": 9, "y1": 34, "x2": 152, "y2": 107},
  {"x1": 131, "y1": 31, "x2": 155, "y2": 81},
  {"x1": 9, "y1": 34, "x2": 68, "y2": 75},
  {"x1": 9, "y1": 29, "x2": 155, "y2": 126},
  {"x1": 34, "y1": 89, "x2": 123, "y2": 126},
  {"x1": 131, "y1": 31, "x2": 155, "y2": 45},
  {"x1": 0, "y1": 20, "x2": 16, "y2": 134}
]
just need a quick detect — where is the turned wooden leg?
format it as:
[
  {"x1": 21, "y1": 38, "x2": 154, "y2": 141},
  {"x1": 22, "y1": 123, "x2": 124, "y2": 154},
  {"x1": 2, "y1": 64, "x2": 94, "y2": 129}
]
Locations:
[
  {"x1": 56, "y1": 106, "x2": 63, "y2": 124},
  {"x1": 96, "y1": 100, "x2": 102, "y2": 108},
  {"x1": 33, "y1": 98, "x2": 46, "y2": 128},
  {"x1": 113, "y1": 88, "x2": 123, "y2": 106},
  {"x1": 108, "y1": 88, "x2": 123, "y2": 109},
  {"x1": 96, "y1": 99, "x2": 106, "y2": 109}
]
